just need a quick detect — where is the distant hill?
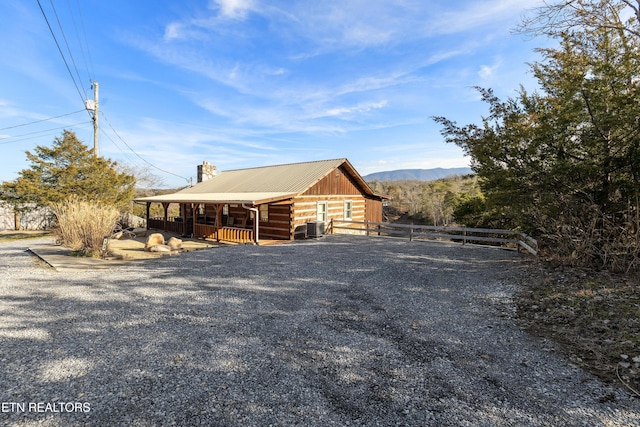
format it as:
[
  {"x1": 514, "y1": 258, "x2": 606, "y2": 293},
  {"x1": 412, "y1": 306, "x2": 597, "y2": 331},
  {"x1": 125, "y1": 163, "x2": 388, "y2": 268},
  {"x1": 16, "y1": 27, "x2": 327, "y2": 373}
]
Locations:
[{"x1": 363, "y1": 167, "x2": 473, "y2": 182}]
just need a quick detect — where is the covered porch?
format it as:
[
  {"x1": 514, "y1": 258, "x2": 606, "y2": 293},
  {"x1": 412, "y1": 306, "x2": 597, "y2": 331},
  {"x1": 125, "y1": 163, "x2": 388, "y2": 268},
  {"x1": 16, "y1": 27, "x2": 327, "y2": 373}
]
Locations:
[
  {"x1": 135, "y1": 192, "x2": 295, "y2": 245},
  {"x1": 146, "y1": 202, "x2": 255, "y2": 244}
]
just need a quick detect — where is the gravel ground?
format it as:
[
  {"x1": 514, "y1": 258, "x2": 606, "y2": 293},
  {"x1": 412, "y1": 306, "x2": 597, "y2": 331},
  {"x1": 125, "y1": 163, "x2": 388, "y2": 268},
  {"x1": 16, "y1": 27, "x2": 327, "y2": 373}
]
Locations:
[{"x1": 1, "y1": 234, "x2": 639, "y2": 427}]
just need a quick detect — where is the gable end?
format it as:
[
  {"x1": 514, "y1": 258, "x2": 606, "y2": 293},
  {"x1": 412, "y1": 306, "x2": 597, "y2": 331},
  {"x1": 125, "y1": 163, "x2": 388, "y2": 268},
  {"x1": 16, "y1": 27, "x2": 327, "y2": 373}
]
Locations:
[{"x1": 302, "y1": 165, "x2": 364, "y2": 196}]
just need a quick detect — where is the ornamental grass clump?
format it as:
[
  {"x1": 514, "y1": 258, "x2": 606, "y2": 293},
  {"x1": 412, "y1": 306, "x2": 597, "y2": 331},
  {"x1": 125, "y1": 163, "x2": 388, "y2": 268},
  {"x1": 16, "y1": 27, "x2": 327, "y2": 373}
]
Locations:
[{"x1": 52, "y1": 198, "x2": 119, "y2": 257}]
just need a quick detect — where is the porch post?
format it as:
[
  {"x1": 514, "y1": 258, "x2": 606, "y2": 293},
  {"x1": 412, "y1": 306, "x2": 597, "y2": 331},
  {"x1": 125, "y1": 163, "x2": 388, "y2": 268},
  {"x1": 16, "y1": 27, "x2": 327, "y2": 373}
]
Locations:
[
  {"x1": 241, "y1": 203, "x2": 259, "y2": 245},
  {"x1": 254, "y1": 211, "x2": 259, "y2": 244},
  {"x1": 145, "y1": 203, "x2": 150, "y2": 230},
  {"x1": 180, "y1": 204, "x2": 186, "y2": 235},
  {"x1": 215, "y1": 204, "x2": 223, "y2": 228},
  {"x1": 191, "y1": 203, "x2": 196, "y2": 238},
  {"x1": 215, "y1": 204, "x2": 223, "y2": 243},
  {"x1": 162, "y1": 203, "x2": 169, "y2": 230}
]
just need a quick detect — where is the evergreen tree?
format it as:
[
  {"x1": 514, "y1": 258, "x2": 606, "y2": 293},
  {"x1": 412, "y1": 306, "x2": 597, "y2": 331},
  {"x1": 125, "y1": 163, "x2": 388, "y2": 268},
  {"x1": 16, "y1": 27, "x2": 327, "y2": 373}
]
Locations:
[
  {"x1": 435, "y1": 1, "x2": 640, "y2": 270},
  {"x1": 1, "y1": 130, "x2": 136, "y2": 210}
]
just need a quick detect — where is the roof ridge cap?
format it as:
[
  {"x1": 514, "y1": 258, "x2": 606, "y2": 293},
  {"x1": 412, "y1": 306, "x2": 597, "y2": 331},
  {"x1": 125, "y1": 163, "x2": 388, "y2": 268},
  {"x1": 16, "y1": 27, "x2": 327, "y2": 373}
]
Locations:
[{"x1": 220, "y1": 158, "x2": 346, "y2": 173}]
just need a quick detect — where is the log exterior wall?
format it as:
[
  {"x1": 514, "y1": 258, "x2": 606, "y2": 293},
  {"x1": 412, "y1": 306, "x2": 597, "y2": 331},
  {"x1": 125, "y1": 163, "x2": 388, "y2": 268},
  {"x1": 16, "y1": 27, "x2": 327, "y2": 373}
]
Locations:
[
  {"x1": 258, "y1": 204, "x2": 292, "y2": 240},
  {"x1": 365, "y1": 197, "x2": 383, "y2": 223},
  {"x1": 291, "y1": 196, "x2": 368, "y2": 239}
]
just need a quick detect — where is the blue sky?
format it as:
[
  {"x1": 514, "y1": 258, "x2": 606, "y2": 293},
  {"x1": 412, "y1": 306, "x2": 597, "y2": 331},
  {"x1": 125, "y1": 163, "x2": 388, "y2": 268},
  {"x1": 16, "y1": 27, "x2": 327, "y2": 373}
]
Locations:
[{"x1": 0, "y1": 0, "x2": 545, "y2": 188}]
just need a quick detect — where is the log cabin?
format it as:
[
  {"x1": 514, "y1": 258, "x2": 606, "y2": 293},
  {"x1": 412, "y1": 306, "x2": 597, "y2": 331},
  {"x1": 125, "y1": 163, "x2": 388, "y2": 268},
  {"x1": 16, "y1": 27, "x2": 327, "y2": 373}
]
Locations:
[{"x1": 135, "y1": 158, "x2": 386, "y2": 244}]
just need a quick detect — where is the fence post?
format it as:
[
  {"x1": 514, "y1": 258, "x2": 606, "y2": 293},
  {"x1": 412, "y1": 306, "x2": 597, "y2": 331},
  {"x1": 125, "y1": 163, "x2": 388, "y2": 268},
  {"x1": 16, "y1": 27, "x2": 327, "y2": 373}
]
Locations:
[
  {"x1": 365, "y1": 220, "x2": 369, "y2": 236},
  {"x1": 463, "y1": 230, "x2": 466, "y2": 245},
  {"x1": 410, "y1": 223, "x2": 413, "y2": 241}
]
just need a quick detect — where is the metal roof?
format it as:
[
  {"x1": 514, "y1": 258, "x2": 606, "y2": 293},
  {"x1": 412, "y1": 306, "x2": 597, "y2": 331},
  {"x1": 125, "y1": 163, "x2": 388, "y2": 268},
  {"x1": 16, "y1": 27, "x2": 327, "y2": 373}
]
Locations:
[
  {"x1": 135, "y1": 192, "x2": 297, "y2": 205},
  {"x1": 135, "y1": 158, "x2": 382, "y2": 205}
]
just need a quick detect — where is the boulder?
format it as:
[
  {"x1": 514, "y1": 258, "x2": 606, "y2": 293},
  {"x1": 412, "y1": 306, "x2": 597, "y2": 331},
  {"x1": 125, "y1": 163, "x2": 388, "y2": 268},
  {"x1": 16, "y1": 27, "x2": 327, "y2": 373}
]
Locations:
[
  {"x1": 145, "y1": 233, "x2": 165, "y2": 250},
  {"x1": 148, "y1": 244, "x2": 172, "y2": 253},
  {"x1": 167, "y1": 237, "x2": 183, "y2": 251}
]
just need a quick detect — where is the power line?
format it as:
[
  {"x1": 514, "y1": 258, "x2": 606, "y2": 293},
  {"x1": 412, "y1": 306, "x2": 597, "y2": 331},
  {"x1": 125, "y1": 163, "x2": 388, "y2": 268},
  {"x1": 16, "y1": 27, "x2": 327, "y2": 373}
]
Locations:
[
  {"x1": 0, "y1": 110, "x2": 86, "y2": 131},
  {"x1": 100, "y1": 112, "x2": 191, "y2": 183},
  {"x1": 99, "y1": 127, "x2": 140, "y2": 166},
  {"x1": 35, "y1": 0, "x2": 86, "y2": 106},
  {"x1": 68, "y1": 0, "x2": 95, "y2": 81},
  {"x1": 0, "y1": 122, "x2": 92, "y2": 144},
  {"x1": 48, "y1": 0, "x2": 87, "y2": 97}
]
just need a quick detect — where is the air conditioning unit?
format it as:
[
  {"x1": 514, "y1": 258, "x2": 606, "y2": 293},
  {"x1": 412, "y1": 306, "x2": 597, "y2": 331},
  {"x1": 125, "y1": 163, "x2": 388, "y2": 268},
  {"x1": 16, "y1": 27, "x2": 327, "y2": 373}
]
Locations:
[{"x1": 307, "y1": 221, "x2": 325, "y2": 238}]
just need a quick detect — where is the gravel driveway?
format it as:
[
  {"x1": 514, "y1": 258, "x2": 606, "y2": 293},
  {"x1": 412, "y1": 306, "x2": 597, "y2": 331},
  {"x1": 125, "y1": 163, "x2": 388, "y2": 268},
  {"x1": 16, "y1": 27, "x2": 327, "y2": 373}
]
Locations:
[{"x1": 1, "y1": 234, "x2": 639, "y2": 426}]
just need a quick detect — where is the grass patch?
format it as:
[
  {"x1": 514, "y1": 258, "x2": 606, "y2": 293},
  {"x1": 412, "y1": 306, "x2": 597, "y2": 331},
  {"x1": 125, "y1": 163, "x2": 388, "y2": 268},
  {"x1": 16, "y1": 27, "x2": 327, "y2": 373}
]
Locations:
[
  {"x1": 0, "y1": 231, "x2": 52, "y2": 242},
  {"x1": 516, "y1": 264, "x2": 640, "y2": 399}
]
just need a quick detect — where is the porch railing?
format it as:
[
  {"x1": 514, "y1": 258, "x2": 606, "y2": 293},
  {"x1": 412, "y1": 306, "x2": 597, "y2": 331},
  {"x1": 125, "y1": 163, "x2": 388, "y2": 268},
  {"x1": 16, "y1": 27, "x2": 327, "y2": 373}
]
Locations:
[
  {"x1": 149, "y1": 218, "x2": 255, "y2": 244},
  {"x1": 194, "y1": 223, "x2": 218, "y2": 240},
  {"x1": 218, "y1": 226, "x2": 254, "y2": 244},
  {"x1": 148, "y1": 217, "x2": 186, "y2": 235}
]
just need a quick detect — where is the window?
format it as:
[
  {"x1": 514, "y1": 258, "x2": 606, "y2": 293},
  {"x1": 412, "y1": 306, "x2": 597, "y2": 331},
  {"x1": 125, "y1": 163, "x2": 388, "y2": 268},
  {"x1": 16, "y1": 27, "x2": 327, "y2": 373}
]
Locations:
[
  {"x1": 259, "y1": 204, "x2": 269, "y2": 222},
  {"x1": 343, "y1": 201, "x2": 353, "y2": 220},
  {"x1": 317, "y1": 201, "x2": 328, "y2": 222}
]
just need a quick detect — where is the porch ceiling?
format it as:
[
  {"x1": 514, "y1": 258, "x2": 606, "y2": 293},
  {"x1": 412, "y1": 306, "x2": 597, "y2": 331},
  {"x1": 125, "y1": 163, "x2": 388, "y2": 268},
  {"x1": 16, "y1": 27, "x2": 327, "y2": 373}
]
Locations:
[{"x1": 134, "y1": 192, "x2": 296, "y2": 205}]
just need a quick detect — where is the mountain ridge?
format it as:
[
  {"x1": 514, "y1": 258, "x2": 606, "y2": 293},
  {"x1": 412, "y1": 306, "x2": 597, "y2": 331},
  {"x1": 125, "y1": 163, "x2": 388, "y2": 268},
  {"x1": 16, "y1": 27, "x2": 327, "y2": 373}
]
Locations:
[{"x1": 363, "y1": 167, "x2": 473, "y2": 182}]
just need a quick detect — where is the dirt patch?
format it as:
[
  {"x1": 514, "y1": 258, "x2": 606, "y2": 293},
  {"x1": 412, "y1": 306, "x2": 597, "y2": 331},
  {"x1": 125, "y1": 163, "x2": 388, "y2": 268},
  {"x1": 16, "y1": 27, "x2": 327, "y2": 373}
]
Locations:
[
  {"x1": 516, "y1": 263, "x2": 640, "y2": 399},
  {"x1": 106, "y1": 232, "x2": 217, "y2": 260}
]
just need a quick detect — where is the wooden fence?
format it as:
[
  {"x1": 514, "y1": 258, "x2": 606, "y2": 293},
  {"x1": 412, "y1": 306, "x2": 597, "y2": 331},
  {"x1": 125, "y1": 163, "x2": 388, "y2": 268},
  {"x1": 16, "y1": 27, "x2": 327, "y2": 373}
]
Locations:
[{"x1": 330, "y1": 219, "x2": 538, "y2": 256}]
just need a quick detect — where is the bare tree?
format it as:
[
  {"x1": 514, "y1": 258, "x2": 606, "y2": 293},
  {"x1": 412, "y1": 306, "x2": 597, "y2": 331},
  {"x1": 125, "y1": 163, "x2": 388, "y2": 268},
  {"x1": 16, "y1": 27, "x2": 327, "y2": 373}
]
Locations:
[
  {"x1": 516, "y1": 0, "x2": 640, "y2": 39},
  {"x1": 117, "y1": 163, "x2": 165, "y2": 190}
]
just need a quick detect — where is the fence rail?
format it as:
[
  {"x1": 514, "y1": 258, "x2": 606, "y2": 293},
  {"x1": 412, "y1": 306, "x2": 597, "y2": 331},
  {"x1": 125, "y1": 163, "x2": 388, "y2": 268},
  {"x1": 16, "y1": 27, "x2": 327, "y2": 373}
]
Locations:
[{"x1": 331, "y1": 220, "x2": 538, "y2": 256}]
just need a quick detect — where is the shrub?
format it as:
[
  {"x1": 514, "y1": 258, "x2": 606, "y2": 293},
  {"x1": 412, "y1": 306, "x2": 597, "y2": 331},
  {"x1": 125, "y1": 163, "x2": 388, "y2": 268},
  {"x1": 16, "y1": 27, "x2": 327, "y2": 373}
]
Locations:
[{"x1": 52, "y1": 198, "x2": 119, "y2": 257}]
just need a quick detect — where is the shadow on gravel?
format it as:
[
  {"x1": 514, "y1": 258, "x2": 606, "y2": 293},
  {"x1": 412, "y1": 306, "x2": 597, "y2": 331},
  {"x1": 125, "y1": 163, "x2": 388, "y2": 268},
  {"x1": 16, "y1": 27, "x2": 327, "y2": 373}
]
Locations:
[{"x1": 1, "y1": 235, "x2": 638, "y2": 426}]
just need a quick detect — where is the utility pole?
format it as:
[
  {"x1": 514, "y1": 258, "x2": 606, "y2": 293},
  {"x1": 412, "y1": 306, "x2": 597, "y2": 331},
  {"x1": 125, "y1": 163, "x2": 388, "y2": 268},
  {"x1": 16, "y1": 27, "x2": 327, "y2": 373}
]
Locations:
[
  {"x1": 85, "y1": 81, "x2": 99, "y2": 157},
  {"x1": 92, "y1": 81, "x2": 99, "y2": 157}
]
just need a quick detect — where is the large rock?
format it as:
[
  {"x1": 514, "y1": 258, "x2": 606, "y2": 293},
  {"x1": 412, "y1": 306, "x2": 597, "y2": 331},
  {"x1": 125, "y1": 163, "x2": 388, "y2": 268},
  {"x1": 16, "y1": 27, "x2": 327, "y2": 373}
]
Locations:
[
  {"x1": 148, "y1": 244, "x2": 172, "y2": 253},
  {"x1": 145, "y1": 233, "x2": 165, "y2": 251},
  {"x1": 167, "y1": 237, "x2": 183, "y2": 251}
]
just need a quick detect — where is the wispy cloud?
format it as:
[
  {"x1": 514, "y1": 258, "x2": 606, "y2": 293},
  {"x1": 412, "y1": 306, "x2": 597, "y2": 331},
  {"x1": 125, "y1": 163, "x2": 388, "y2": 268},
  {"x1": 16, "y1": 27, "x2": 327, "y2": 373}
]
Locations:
[
  {"x1": 133, "y1": 1, "x2": 535, "y2": 91},
  {"x1": 209, "y1": 0, "x2": 258, "y2": 20},
  {"x1": 426, "y1": 0, "x2": 542, "y2": 36},
  {"x1": 114, "y1": 0, "x2": 546, "y2": 151},
  {"x1": 478, "y1": 57, "x2": 504, "y2": 81},
  {"x1": 319, "y1": 101, "x2": 388, "y2": 119},
  {"x1": 163, "y1": 22, "x2": 184, "y2": 41}
]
